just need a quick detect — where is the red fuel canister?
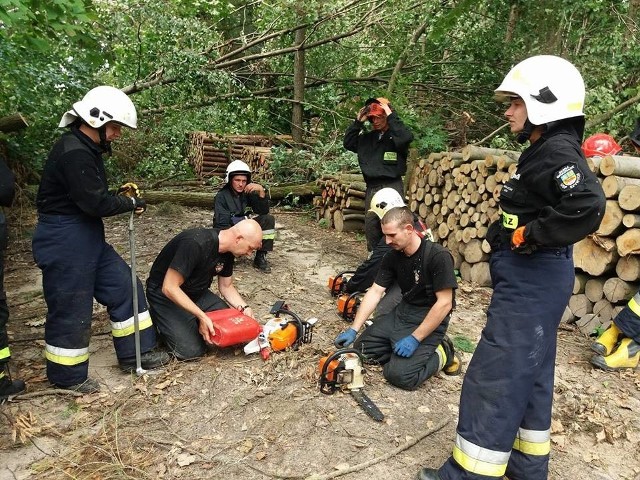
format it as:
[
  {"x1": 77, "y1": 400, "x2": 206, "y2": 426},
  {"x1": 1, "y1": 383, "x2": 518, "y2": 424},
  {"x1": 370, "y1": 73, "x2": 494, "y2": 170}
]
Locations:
[{"x1": 205, "y1": 308, "x2": 262, "y2": 347}]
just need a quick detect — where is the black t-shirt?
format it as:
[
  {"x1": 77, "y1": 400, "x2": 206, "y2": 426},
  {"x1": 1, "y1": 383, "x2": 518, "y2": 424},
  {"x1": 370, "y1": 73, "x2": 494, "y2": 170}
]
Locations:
[
  {"x1": 147, "y1": 228, "x2": 234, "y2": 299},
  {"x1": 375, "y1": 239, "x2": 458, "y2": 307}
]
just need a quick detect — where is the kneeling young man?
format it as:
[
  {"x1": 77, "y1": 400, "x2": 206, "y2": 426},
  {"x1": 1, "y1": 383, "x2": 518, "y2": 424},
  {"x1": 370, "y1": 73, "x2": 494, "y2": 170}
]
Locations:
[
  {"x1": 334, "y1": 206, "x2": 460, "y2": 390},
  {"x1": 146, "y1": 220, "x2": 262, "y2": 360}
]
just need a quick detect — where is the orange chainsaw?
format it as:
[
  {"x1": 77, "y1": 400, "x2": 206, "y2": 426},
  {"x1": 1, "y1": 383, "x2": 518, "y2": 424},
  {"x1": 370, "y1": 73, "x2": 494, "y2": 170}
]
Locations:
[
  {"x1": 336, "y1": 291, "x2": 364, "y2": 322},
  {"x1": 327, "y1": 271, "x2": 355, "y2": 297},
  {"x1": 243, "y1": 300, "x2": 317, "y2": 359},
  {"x1": 318, "y1": 348, "x2": 384, "y2": 422}
]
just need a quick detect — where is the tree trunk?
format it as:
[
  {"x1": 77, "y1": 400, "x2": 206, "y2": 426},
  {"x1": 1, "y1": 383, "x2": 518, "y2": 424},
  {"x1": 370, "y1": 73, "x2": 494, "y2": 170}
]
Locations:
[
  {"x1": 603, "y1": 277, "x2": 639, "y2": 303},
  {"x1": 616, "y1": 254, "x2": 640, "y2": 281},
  {"x1": 599, "y1": 154, "x2": 640, "y2": 178},
  {"x1": 596, "y1": 200, "x2": 624, "y2": 236},
  {"x1": 616, "y1": 228, "x2": 640, "y2": 256},
  {"x1": 0, "y1": 113, "x2": 29, "y2": 133},
  {"x1": 584, "y1": 277, "x2": 606, "y2": 303},
  {"x1": 142, "y1": 182, "x2": 320, "y2": 208},
  {"x1": 291, "y1": 26, "x2": 306, "y2": 144},
  {"x1": 601, "y1": 175, "x2": 640, "y2": 198},
  {"x1": 569, "y1": 294, "x2": 593, "y2": 317},
  {"x1": 333, "y1": 210, "x2": 364, "y2": 233},
  {"x1": 573, "y1": 236, "x2": 619, "y2": 276},
  {"x1": 618, "y1": 185, "x2": 640, "y2": 211}
]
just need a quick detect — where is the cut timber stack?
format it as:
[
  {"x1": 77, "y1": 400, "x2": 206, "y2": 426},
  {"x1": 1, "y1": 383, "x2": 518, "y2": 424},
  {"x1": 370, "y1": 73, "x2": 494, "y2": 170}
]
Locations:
[
  {"x1": 186, "y1": 132, "x2": 294, "y2": 179},
  {"x1": 313, "y1": 173, "x2": 366, "y2": 232},
  {"x1": 407, "y1": 145, "x2": 521, "y2": 287},
  {"x1": 404, "y1": 147, "x2": 640, "y2": 337},
  {"x1": 569, "y1": 152, "x2": 640, "y2": 336}
]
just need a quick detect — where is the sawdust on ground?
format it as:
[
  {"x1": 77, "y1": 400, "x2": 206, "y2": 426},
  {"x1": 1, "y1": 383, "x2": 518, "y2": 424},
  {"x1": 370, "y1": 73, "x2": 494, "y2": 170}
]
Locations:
[{"x1": 1, "y1": 204, "x2": 639, "y2": 480}]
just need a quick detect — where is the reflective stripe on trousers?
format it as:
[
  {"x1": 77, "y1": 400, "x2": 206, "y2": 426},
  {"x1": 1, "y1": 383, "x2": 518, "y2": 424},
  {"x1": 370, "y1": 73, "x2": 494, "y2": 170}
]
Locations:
[
  {"x1": 439, "y1": 246, "x2": 573, "y2": 480},
  {"x1": 32, "y1": 214, "x2": 157, "y2": 386}
]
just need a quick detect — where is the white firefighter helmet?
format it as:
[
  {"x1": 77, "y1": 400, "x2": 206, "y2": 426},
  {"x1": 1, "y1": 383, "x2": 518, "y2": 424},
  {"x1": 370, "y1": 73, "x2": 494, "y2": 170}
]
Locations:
[
  {"x1": 494, "y1": 55, "x2": 585, "y2": 125},
  {"x1": 369, "y1": 188, "x2": 405, "y2": 220},
  {"x1": 59, "y1": 86, "x2": 138, "y2": 129},
  {"x1": 225, "y1": 160, "x2": 252, "y2": 183}
]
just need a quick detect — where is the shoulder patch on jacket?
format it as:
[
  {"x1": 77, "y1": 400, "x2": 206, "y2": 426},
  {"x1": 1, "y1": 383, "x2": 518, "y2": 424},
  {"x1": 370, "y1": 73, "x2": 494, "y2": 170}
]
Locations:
[{"x1": 555, "y1": 163, "x2": 583, "y2": 191}]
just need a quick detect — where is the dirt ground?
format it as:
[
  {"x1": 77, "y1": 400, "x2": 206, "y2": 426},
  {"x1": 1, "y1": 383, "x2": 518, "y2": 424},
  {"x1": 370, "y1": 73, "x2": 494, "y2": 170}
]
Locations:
[{"x1": 1, "y1": 204, "x2": 639, "y2": 480}]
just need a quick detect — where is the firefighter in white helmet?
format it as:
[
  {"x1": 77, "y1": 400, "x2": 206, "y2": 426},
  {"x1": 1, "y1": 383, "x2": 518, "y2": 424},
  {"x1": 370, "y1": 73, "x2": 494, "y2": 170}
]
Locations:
[
  {"x1": 213, "y1": 160, "x2": 276, "y2": 273},
  {"x1": 418, "y1": 56, "x2": 606, "y2": 480},
  {"x1": 32, "y1": 86, "x2": 169, "y2": 394}
]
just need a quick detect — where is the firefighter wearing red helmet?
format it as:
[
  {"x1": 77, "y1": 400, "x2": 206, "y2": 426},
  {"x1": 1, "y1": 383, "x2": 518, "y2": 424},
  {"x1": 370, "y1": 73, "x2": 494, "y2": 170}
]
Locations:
[{"x1": 581, "y1": 133, "x2": 622, "y2": 158}]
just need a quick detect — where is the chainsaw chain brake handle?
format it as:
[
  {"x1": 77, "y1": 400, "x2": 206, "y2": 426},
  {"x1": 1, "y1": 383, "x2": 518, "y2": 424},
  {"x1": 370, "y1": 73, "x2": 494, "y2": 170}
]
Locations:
[
  {"x1": 269, "y1": 300, "x2": 314, "y2": 349},
  {"x1": 319, "y1": 348, "x2": 364, "y2": 395}
]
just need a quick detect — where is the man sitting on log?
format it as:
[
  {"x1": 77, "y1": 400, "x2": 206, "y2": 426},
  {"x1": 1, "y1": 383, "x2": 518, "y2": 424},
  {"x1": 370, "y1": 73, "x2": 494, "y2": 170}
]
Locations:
[
  {"x1": 340, "y1": 188, "x2": 433, "y2": 316},
  {"x1": 343, "y1": 97, "x2": 414, "y2": 251},
  {"x1": 213, "y1": 160, "x2": 275, "y2": 273},
  {"x1": 146, "y1": 220, "x2": 262, "y2": 360},
  {"x1": 334, "y1": 205, "x2": 461, "y2": 391}
]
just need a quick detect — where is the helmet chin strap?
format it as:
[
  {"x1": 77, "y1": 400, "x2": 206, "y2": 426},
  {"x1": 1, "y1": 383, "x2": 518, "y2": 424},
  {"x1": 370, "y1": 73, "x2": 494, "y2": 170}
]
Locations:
[
  {"x1": 516, "y1": 118, "x2": 536, "y2": 144},
  {"x1": 98, "y1": 125, "x2": 112, "y2": 155}
]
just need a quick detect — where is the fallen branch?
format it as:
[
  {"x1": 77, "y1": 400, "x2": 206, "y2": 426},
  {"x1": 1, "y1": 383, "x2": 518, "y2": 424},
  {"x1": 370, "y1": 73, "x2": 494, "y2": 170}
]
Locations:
[
  {"x1": 14, "y1": 389, "x2": 83, "y2": 400},
  {"x1": 304, "y1": 417, "x2": 451, "y2": 480}
]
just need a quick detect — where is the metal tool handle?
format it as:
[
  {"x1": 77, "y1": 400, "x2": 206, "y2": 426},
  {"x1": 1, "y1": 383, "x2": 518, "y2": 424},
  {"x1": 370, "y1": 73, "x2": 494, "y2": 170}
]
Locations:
[{"x1": 129, "y1": 211, "x2": 145, "y2": 376}]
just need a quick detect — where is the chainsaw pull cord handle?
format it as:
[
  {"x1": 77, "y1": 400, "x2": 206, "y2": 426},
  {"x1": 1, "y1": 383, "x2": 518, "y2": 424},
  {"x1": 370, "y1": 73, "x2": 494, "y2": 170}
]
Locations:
[{"x1": 319, "y1": 348, "x2": 364, "y2": 395}]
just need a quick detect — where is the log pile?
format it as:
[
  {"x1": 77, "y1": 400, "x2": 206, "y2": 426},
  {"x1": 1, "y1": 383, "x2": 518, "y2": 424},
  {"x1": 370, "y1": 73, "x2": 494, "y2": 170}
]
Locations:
[
  {"x1": 186, "y1": 132, "x2": 294, "y2": 179},
  {"x1": 568, "y1": 153, "x2": 640, "y2": 335},
  {"x1": 407, "y1": 145, "x2": 520, "y2": 287},
  {"x1": 405, "y1": 147, "x2": 640, "y2": 337},
  {"x1": 313, "y1": 173, "x2": 367, "y2": 232}
]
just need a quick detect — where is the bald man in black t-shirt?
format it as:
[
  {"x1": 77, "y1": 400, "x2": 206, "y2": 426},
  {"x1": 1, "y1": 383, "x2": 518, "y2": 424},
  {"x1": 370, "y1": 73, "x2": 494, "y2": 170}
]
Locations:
[{"x1": 147, "y1": 220, "x2": 263, "y2": 359}]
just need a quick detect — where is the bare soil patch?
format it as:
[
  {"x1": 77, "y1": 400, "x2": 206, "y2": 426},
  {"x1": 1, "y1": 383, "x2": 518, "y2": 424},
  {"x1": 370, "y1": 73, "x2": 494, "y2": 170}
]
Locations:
[{"x1": 1, "y1": 205, "x2": 638, "y2": 480}]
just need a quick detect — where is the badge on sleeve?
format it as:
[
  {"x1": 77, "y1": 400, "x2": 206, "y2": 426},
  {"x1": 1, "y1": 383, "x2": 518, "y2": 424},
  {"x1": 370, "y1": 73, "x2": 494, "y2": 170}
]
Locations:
[
  {"x1": 215, "y1": 262, "x2": 225, "y2": 273},
  {"x1": 555, "y1": 163, "x2": 583, "y2": 191}
]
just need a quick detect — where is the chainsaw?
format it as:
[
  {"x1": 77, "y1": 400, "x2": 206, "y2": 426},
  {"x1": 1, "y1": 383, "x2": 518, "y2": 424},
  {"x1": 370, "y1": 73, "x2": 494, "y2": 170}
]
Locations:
[
  {"x1": 318, "y1": 348, "x2": 384, "y2": 422},
  {"x1": 327, "y1": 271, "x2": 355, "y2": 297},
  {"x1": 336, "y1": 291, "x2": 364, "y2": 322},
  {"x1": 244, "y1": 300, "x2": 317, "y2": 359}
]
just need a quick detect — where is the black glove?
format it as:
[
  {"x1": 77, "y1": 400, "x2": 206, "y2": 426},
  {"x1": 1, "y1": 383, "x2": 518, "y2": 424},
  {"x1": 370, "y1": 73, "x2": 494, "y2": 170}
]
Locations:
[{"x1": 132, "y1": 197, "x2": 147, "y2": 212}]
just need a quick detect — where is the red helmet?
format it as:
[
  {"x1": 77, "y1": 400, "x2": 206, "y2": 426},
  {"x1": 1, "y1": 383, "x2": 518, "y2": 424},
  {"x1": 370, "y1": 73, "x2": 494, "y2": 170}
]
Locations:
[{"x1": 581, "y1": 133, "x2": 622, "y2": 158}]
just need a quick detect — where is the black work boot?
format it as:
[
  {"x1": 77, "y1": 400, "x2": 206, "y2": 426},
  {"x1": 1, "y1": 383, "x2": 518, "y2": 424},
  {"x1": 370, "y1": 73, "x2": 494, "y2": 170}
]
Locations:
[
  {"x1": 417, "y1": 467, "x2": 441, "y2": 480},
  {"x1": 441, "y1": 335, "x2": 462, "y2": 376},
  {"x1": 55, "y1": 377, "x2": 101, "y2": 394},
  {"x1": 0, "y1": 363, "x2": 26, "y2": 401},
  {"x1": 119, "y1": 350, "x2": 171, "y2": 373},
  {"x1": 253, "y1": 250, "x2": 271, "y2": 273}
]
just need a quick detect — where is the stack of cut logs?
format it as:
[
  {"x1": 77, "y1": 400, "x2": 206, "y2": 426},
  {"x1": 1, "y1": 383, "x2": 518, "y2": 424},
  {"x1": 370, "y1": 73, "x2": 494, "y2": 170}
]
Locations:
[
  {"x1": 407, "y1": 145, "x2": 519, "y2": 288},
  {"x1": 313, "y1": 173, "x2": 367, "y2": 232},
  {"x1": 405, "y1": 145, "x2": 640, "y2": 336},
  {"x1": 569, "y1": 153, "x2": 640, "y2": 335},
  {"x1": 186, "y1": 132, "x2": 294, "y2": 179}
]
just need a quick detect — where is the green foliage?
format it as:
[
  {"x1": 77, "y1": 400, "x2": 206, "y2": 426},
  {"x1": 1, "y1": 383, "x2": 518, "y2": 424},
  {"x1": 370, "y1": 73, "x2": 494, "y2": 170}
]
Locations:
[
  {"x1": 453, "y1": 334, "x2": 476, "y2": 354},
  {"x1": 2, "y1": 0, "x2": 639, "y2": 186},
  {"x1": 268, "y1": 141, "x2": 358, "y2": 184}
]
